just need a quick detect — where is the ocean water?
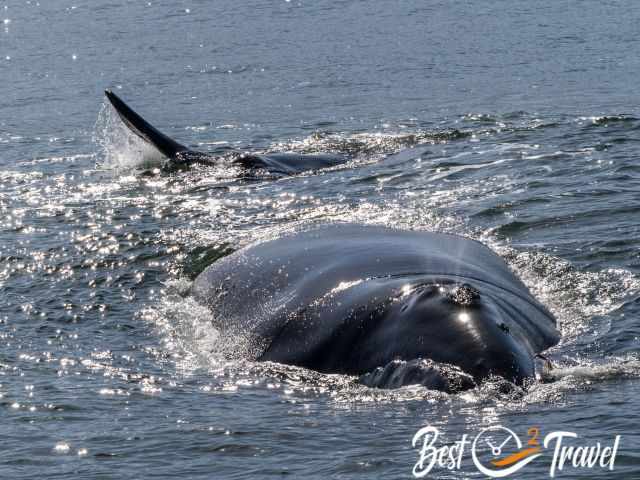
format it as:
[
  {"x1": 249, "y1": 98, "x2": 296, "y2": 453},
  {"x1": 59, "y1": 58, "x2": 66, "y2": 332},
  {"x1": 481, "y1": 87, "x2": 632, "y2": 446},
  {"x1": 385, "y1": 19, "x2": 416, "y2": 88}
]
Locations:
[{"x1": 2, "y1": 0, "x2": 640, "y2": 478}]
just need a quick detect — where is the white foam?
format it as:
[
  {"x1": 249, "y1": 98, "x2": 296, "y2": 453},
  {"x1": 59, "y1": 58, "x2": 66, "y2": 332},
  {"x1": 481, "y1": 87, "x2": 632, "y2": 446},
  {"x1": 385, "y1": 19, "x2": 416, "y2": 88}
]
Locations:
[{"x1": 546, "y1": 357, "x2": 640, "y2": 383}]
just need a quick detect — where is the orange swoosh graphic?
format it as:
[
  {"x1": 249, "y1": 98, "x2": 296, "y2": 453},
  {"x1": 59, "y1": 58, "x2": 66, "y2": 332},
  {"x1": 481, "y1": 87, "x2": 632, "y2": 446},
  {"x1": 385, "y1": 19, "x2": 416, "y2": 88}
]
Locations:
[{"x1": 491, "y1": 446, "x2": 541, "y2": 467}]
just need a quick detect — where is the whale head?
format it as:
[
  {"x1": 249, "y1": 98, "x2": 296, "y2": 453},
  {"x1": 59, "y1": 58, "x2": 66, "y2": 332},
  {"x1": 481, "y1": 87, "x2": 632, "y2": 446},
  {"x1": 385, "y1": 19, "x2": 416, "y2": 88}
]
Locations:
[{"x1": 363, "y1": 279, "x2": 537, "y2": 386}]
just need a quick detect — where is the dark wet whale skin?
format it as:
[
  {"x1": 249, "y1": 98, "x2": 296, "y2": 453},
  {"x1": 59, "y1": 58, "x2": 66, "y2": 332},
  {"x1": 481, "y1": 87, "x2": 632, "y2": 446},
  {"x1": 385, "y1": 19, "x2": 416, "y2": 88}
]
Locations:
[
  {"x1": 104, "y1": 90, "x2": 348, "y2": 175},
  {"x1": 191, "y1": 224, "x2": 560, "y2": 386}
]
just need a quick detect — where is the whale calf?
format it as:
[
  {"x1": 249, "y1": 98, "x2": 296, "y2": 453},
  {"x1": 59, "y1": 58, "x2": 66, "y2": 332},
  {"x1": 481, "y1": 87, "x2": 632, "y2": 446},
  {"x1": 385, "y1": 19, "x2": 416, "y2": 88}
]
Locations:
[
  {"x1": 104, "y1": 90, "x2": 347, "y2": 174},
  {"x1": 191, "y1": 224, "x2": 560, "y2": 392}
]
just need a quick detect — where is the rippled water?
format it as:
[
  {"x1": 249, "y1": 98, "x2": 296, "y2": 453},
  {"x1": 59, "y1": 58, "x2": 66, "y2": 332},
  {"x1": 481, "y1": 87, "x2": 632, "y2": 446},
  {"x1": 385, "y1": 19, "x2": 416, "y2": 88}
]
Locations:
[{"x1": 2, "y1": 1, "x2": 640, "y2": 478}]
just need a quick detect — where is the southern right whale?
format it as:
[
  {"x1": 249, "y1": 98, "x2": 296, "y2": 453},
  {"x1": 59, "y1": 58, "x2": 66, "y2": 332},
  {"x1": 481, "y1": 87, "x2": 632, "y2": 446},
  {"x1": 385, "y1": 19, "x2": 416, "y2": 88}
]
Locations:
[
  {"x1": 105, "y1": 91, "x2": 560, "y2": 391},
  {"x1": 104, "y1": 90, "x2": 348, "y2": 174},
  {"x1": 191, "y1": 223, "x2": 560, "y2": 392}
]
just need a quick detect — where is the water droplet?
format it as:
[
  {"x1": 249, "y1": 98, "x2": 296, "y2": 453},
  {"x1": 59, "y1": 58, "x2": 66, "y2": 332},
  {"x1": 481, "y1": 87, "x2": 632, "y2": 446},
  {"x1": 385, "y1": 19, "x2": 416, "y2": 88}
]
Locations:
[{"x1": 54, "y1": 442, "x2": 70, "y2": 453}]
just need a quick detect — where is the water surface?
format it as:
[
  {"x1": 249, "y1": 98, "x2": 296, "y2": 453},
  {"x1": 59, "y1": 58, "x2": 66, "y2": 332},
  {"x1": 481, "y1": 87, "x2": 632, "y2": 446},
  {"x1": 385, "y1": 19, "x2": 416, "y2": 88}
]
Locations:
[{"x1": 2, "y1": 1, "x2": 640, "y2": 478}]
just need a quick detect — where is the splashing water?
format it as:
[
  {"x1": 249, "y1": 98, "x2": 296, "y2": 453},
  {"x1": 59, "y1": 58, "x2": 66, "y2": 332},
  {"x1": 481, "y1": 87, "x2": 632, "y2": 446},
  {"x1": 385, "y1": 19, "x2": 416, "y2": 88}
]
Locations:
[{"x1": 93, "y1": 100, "x2": 166, "y2": 170}]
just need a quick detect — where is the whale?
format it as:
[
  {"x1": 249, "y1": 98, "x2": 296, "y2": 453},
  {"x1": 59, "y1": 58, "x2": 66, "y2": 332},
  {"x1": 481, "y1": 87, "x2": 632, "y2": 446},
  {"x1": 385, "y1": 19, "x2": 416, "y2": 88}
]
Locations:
[
  {"x1": 104, "y1": 90, "x2": 348, "y2": 174},
  {"x1": 191, "y1": 223, "x2": 560, "y2": 392}
]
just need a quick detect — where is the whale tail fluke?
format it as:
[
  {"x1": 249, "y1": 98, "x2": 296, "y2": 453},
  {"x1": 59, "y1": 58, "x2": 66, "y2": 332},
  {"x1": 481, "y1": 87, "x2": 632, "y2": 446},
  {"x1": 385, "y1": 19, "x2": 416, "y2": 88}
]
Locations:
[
  {"x1": 104, "y1": 89, "x2": 192, "y2": 160},
  {"x1": 103, "y1": 90, "x2": 349, "y2": 174}
]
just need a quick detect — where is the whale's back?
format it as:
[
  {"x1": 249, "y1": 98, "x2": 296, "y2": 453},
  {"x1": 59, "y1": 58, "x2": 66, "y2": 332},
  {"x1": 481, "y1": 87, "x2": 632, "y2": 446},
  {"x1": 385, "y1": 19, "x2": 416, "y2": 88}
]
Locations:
[{"x1": 191, "y1": 224, "x2": 557, "y2": 352}]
